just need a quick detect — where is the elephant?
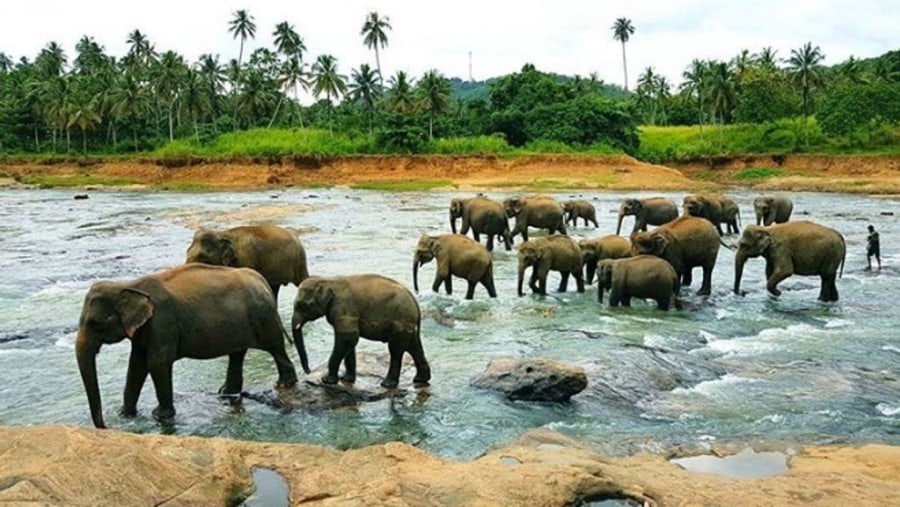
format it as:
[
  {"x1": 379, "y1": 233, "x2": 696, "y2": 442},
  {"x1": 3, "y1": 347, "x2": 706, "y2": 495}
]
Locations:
[
  {"x1": 75, "y1": 264, "x2": 299, "y2": 429},
  {"x1": 578, "y1": 234, "x2": 632, "y2": 284},
  {"x1": 517, "y1": 235, "x2": 585, "y2": 296},
  {"x1": 596, "y1": 256, "x2": 681, "y2": 310},
  {"x1": 562, "y1": 199, "x2": 599, "y2": 228},
  {"x1": 682, "y1": 193, "x2": 741, "y2": 235},
  {"x1": 503, "y1": 196, "x2": 567, "y2": 242},
  {"x1": 185, "y1": 224, "x2": 309, "y2": 303},
  {"x1": 413, "y1": 234, "x2": 496, "y2": 300},
  {"x1": 292, "y1": 274, "x2": 431, "y2": 388},
  {"x1": 734, "y1": 222, "x2": 846, "y2": 302},
  {"x1": 616, "y1": 197, "x2": 679, "y2": 236},
  {"x1": 449, "y1": 196, "x2": 512, "y2": 251},
  {"x1": 630, "y1": 215, "x2": 721, "y2": 296},
  {"x1": 753, "y1": 196, "x2": 794, "y2": 226}
]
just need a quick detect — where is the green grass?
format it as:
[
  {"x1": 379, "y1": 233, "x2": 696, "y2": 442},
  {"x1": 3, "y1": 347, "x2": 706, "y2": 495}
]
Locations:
[
  {"x1": 349, "y1": 180, "x2": 454, "y2": 191},
  {"x1": 733, "y1": 167, "x2": 787, "y2": 180},
  {"x1": 157, "y1": 182, "x2": 214, "y2": 191},
  {"x1": 153, "y1": 128, "x2": 373, "y2": 157},
  {"x1": 18, "y1": 175, "x2": 140, "y2": 187},
  {"x1": 427, "y1": 136, "x2": 513, "y2": 155}
]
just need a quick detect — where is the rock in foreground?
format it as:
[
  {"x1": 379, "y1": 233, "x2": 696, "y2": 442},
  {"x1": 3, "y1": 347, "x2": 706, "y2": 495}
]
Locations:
[{"x1": 471, "y1": 357, "x2": 588, "y2": 401}]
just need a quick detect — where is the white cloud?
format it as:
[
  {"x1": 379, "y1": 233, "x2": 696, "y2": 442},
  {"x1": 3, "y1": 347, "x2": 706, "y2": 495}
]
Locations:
[{"x1": 1, "y1": 0, "x2": 897, "y2": 89}]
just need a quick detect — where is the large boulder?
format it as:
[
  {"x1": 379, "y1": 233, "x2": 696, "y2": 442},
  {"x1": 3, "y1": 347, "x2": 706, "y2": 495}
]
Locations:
[{"x1": 471, "y1": 357, "x2": 587, "y2": 401}]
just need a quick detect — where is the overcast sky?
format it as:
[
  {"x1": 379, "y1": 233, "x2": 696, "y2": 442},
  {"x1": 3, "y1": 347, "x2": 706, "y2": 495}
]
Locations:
[{"x1": 2, "y1": 0, "x2": 898, "y2": 89}]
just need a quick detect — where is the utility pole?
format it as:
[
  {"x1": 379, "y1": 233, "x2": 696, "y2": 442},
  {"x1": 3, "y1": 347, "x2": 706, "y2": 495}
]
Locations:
[{"x1": 468, "y1": 51, "x2": 473, "y2": 82}]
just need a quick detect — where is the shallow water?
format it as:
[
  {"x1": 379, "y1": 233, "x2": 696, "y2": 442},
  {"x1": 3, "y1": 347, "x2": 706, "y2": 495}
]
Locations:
[{"x1": 0, "y1": 188, "x2": 898, "y2": 459}]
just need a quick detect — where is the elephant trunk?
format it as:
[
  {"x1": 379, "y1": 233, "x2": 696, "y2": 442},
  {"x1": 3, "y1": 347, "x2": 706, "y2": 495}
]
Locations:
[
  {"x1": 616, "y1": 209, "x2": 625, "y2": 236},
  {"x1": 517, "y1": 262, "x2": 526, "y2": 297},
  {"x1": 734, "y1": 249, "x2": 748, "y2": 295},
  {"x1": 584, "y1": 257, "x2": 597, "y2": 285},
  {"x1": 449, "y1": 211, "x2": 457, "y2": 234},
  {"x1": 597, "y1": 283, "x2": 605, "y2": 303},
  {"x1": 412, "y1": 255, "x2": 421, "y2": 292},
  {"x1": 76, "y1": 329, "x2": 106, "y2": 429},
  {"x1": 291, "y1": 319, "x2": 311, "y2": 374}
]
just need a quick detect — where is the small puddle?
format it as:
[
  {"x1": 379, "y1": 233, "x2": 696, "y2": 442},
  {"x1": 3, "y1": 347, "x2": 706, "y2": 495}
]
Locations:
[
  {"x1": 671, "y1": 448, "x2": 789, "y2": 479},
  {"x1": 240, "y1": 467, "x2": 289, "y2": 507}
]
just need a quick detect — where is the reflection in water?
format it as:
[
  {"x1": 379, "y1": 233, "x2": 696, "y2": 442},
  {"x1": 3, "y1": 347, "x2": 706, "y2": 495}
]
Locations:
[
  {"x1": 0, "y1": 188, "x2": 898, "y2": 459},
  {"x1": 671, "y1": 448, "x2": 789, "y2": 478}
]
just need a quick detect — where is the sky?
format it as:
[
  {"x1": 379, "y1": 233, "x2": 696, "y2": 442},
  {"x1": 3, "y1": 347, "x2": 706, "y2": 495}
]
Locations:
[{"x1": 1, "y1": 0, "x2": 898, "y2": 91}]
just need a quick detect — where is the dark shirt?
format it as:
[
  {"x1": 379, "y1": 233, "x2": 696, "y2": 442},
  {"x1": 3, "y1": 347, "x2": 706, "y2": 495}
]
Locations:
[{"x1": 867, "y1": 231, "x2": 880, "y2": 255}]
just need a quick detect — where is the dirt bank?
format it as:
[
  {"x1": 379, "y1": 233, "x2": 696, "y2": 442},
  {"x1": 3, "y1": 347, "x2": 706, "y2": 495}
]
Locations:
[{"x1": 2, "y1": 425, "x2": 899, "y2": 506}]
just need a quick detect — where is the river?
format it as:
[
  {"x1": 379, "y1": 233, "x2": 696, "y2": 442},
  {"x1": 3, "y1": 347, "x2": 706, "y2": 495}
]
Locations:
[{"x1": 0, "y1": 188, "x2": 897, "y2": 459}]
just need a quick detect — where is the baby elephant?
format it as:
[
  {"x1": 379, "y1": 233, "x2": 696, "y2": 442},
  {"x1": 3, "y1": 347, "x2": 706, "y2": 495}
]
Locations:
[
  {"x1": 579, "y1": 235, "x2": 632, "y2": 284},
  {"x1": 597, "y1": 256, "x2": 681, "y2": 310},
  {"x1": 517, "y1": 236, "x2": 585, "y2": 296},
  {"x1": 413, "y1": 234, "x2": 496, "y2": 299},
  {"x1": 292, "y1": 274, "x2": 431, "y2": 389},
  {"x1": 562, "y1": 200, "x2": 599, "y2": 228}
]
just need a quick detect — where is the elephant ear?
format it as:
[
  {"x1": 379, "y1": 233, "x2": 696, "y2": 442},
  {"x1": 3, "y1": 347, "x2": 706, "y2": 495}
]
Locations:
[
  {"x1": 651, "y1": 232, "x2": 669, "y2": 254},
  {"x1": 313, "y1": 282, "x2": 335, "y2": 309},
  {"x1": 429, "y1": 237, "x2": 442, "y2": 254},
  {"x1": 219, "y1": 238, "x2": 237, "y2": 266},
  {"x1": 116, "y1": 289, "x2": 154, "y2": 339}
]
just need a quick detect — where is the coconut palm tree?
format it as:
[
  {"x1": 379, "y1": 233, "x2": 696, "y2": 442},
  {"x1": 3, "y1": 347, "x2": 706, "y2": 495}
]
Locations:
[
  {"x1": 229, "y1": 9, "x2": 257, "y2": 68},
  {"x1": 278, "y1": 56, "x2": 309, "y2": 126},
  {"x1": 153, "y1": 50, "x2": 187, "y2": 141},
  {"x1": 0, "y1": 52, "x2": 12, "y2": 73},
  {"x1": 731, "y1": 49, "x2": 753, "y2": 85},
  {"x1": 611, "y1": 18, "x2": 635, "y2": 91},
  {"x1": 417, "y1": 69, "x2": 451, "y2": 140},
  {"x1": 387, "y1": 71, "x2": 415, "y2": 113},
  {"x1": 273, "y1": 21, "x2": 304, "y2": 59},
  {"x1": 787, "y1": 42, "x2": 825, "y2": 146},
  {"x1": 680, "y1": 59, "x2": 708, "y2": 131},
  {"x1": 706, "y1": 61, "x2": 736, "y2": 134},
  {"x1": 311, "y1": 54, "x2": 347, "y2": 132},
  {"x1": 361, "y1": 11, "x2": 392, "y2": 85},
  {"x1": 755, "y1": 47, "x2": 778, "y2": 70},
  {"x1": 197, "y1": 54, "x2": 226, "y2": 129},
  {"x1": 349, "y1": 63, "x2": 381, "y2": 132},
  {"x1": 110, "y1": 72, "x2": 149, "y2": 151}
]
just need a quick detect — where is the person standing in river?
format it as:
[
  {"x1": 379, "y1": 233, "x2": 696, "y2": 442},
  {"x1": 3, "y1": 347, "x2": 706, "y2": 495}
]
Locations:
[{"x1": 866, "y1": 225, "x2": 881, "y2": 271}]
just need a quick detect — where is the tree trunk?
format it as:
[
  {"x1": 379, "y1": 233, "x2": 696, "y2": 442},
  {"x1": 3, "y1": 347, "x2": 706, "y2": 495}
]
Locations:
[
  {"x1": 34, "y1": 126, "x2": 40, "y2": 152},
  {"x1": 66, "y1": 127, "x2": 71, "y2": 154},
  {"x1": 268, "y1": 95, "x2": 284, "y2": 128},
  {"x1": 375, "y1": 46, "x2": 383, "y2": 86},
  {"x1": 82, "y1": 129, "x2": 87, "y2": 154},
  {"x1": 621, "y1": 42, "x2": 629, "y2": 91},
  {"x1": 168, "y1": 104, "x2": 174, "y2": 142}
]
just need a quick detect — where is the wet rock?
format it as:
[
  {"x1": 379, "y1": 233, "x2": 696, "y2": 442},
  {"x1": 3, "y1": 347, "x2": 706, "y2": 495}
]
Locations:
[
  {"x1": 471, "y1": 357, "x2": 587, "y2": 401},
  {"x1": 73, "y1": 194, "x2": 89, "y2": 200}
]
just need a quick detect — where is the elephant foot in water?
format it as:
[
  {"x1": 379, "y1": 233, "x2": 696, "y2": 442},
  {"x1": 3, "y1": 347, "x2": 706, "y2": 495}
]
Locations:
[{"x1": 152, "y1": 406, "x2": 176, "y2": 422}]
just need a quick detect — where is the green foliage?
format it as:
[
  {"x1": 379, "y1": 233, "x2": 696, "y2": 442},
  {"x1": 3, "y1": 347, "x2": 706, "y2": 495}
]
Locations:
[
  {"x1": 427, "y1": 135, "x2": 512, "y2": 155},
  {"x1": 817, "y1": 82, "x2": 900, "y2": 135},
  {"x1": 733, "y1": 69, "x2": 800, "y2": 123},
  {"x1": 733, "y1": 167, "x2": 786, "y2": 180},
  {"x1": 152, "y1": 128, "x2": 372, "y2": 157}
]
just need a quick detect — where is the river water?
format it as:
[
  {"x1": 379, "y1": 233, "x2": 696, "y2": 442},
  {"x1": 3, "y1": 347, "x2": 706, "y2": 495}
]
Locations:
[{"x1": 1, "y1": 188, "x2": 897, "y2": 459}]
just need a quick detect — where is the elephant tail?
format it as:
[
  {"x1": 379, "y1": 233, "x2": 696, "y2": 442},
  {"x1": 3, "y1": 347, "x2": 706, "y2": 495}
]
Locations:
[
  {"x1": 281, "y1": 326, "x2": 294, "y2": 345},
  {"x1": 839, "y1": 235, "x2": 846, "y2": 278},
  {"x1": 718, "y1": 235, "x2": 737, "y2": 251}
]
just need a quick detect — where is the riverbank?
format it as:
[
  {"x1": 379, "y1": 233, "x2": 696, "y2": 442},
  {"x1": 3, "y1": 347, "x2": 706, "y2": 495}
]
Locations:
[
  {"x1": 2, "y1": 153, "x2": 899, "y2": 193},
  {"x1": 2, "y1": 425, "x2": 899, "y2": 506}
]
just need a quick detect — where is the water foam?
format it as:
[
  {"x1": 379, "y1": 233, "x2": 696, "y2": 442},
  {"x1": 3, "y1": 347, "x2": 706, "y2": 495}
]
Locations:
[{"x1": 876, "y1": 403, "x2": 900, "y2": 417}]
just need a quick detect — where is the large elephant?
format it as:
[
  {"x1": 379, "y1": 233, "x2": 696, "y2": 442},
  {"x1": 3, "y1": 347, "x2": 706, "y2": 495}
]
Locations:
[
  {"x1": 413, "y1": 234, "x2": 496, "y2": 299},
  {"x1": 503, "y1": 196, "x2": 567, "y2": 242},
  {"x1": 616, "y1": 197, "x2": 679, "y2": 236},
  {"x1": 596, "y1": 256, "x2": 680, "y2": 310},
  {"x1": 292, "y1": 274, "x2": 431, "y2": 388},
  {"x1": 185, "y1": 224, "x2": 309, "y2": 303},
  {"x1": 630, "y1": 215, "x2": 721, "y2": 296},
  {"x1": 753, "y1": 196, "x2": 794, "y2": 226},
  {"x1": 734, "y1": 222, "x2": 846, "y2": 302},
  {"x1": 75, "y1": 264, "x2": 299, "y2": 429},
  {"x1": 517, "y1": 236, "x2": 585, "y2": 296},
  {"x1": 579, "y1": 234, "x2": 632, "y2": 284},
  {"x1": 562, "y1": 199, "x2": 599, "y2": 228},
  {"x1": 449, "y1": 196, "x2": 512, "y2": 251},
  {"x1": 682, "y1": 193, "x2": 741, "y2": 235}
]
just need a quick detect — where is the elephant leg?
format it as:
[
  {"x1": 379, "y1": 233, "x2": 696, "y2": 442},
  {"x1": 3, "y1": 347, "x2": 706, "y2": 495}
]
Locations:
[
  {"x1": 503, "y1": 232, "x2": 513, "y2": 251},
  {"x1": 486, "y1": 234, "x2": 494, "y2": 252},
  {"x1": 591, "y1": 217, "x2": 599, "y2": 228},
  {"x1": 482, "y1": 275, "x2": 497, "y2": 298},
  {"x1": 698, "y1": 265, "x2": 713, "y2": 296},
  {"x1": 432, "y1": 274, "x2": 444, "y2": 294},
  {"x1": 558, "y1": 272, "x2": 570, "y2": 292},
  {"x1": 528, "y1": 269, "x2": 540, "y2": 293},
  {"x1": 149, "y1": 364, "x2": 176, "y2": 422},
  {"x1": 465, "y1": 280, "x2": 476, "y2": 300},
  {"x1": 444, "y1": 276, "x2": 453, "y2": 295},
  {"x1": 121, "y1": 349, "x2": 148, "y2": 417},
  {"x1": 622, "y1": 296, "x2": 632, "y2": 307},
  {"x1": 324, "y1": 331, "x2": 359, "y2": 385},
  {"x1": 270, "y1": 284, "x2": 280, "y2": 305},
  {"x1": 382, "y1": 343, "x2": 404, "y2": 389},
  {"x1": 408, "y1": 337, "x2": 431, "y2": 386},
  {"x1": 574, "y1": 271, "x2": 585, "y2": 293},
  {"x1": 820, "y1": 273, "x2": 839, "y2": 302},
  {"x1": 682, "y1": 268, "x2": 693, "y2": 287},
  {"x1": 472, "y1": 230, "x2": 480, "y2": 243},
  {"x1": 657, "y1": 298, "x2": 670, "y2": 311},
  {"x1": 221, "y1": 349, "x2": 246, "y2": 395},
  {"x1": 341, "y1": 348, "x2": 357, "y2": 384},
  {"x1": 267, "y1": 346, "x2": 298, "y2": 388},
  {"x1": 766, "y1": 269, "x2": 792, "y2": 297}
]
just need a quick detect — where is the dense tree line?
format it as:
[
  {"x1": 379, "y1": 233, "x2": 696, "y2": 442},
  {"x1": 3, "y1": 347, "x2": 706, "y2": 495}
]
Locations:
[{"x1": 0, "y1": 10, "x2": 898, "y2": 156}]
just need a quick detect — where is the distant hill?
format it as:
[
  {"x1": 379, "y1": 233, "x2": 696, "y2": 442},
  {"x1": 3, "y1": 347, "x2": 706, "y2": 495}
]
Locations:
[{"x1": 448, "y1": 74, "x2": 631, "y2": 103}]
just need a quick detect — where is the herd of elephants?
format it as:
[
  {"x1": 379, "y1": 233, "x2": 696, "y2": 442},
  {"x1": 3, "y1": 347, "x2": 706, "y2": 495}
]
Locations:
[{"x1": 75, "y1": 192, "x2": 847, "y2": 429}]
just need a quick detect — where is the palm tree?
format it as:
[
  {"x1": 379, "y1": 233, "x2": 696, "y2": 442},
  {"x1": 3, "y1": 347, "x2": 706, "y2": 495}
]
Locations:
[
  {"x1": 387, "y1": 71, "x2": 415, "y2": 113},
  {"x1": 181, "y1": 68, "x2": 209, "y2": 141},
  {"x1": 680, "y1": 59, "x2": 708, "y2": 131},
  {"x1": 361, "y1": 11, "x2": 392, "y2": 84},
  {"x1": 0, "y1": 52, "x2": 12, "y2": 73},
  {"x1": 787, "y1": 42, "x2": 825, "y2": 146},
  {"x1": 417, "y1": 69, "x2": 451, "y2": 140},
  {"x1": 731, "y1": 49, "x2": 753, "y2": 84},
  {"x1": 611, "y1": 18, "x2": 635, "y2": 91},
  {"x1": 229, "y1": 9, "x2": 257, "y2": 68},
  {"x1": 197, "y1": 54, "x2": 226, "y2": 129},
  {"x1": 278, "y1": 56, "x2": 308, "y2": 126},
  {"x1": 153, "y1": 50, "x2": 187, "y2": 141},
  {"x1": 706, "y1": 61, "x2": 736, "y2": 135},
  {"x1": 110, "y1": 72, "x2": 149, "y2": 151},
  {"x1": 755, "y1": 46, "x2": 778, "y2": 70},
  {"x1": 67, "y1": 76, "x2": 101, "y2": 153},
  {"x1": 311, "y1": 54, "x2": 347, "y2": 132},
  {"x1": 273, "y1": 21, "x2": 304, "y2": 59},
  {"x1": 348, "y1": 64, "x2": 381, "y2": 132}
]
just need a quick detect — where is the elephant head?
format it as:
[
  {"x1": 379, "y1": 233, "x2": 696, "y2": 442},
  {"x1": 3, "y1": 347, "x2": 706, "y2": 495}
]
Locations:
[
  {"x1": 616, "y1": 199, "x2": 642, "y2": 235},
  {"x1": 185, "y1": 229, "x2": 236, "y2": 266},
  {"x1": 578, "y1": 239, "x2": 600, "y2": 282},
  {"x1": 596, "y1": 259, "x2": 616, "y2": 302},
  {"x1": 503, "y1": 198, "x2": 524, "y2": 218},
  {"x1": 631, "y1": 228, "x2": 673, "y2": 258},
  {"x1": 76, "y1": 282, "x2": 154, "y2": 429},
  {"x1": 449, "y1": 198, "x2": 466, "y2": 234},
  {"x1": 412, "y1": 235, "x2": 439, "y2": 292},
  {"x1": 753, "y1": 197, "x2": 775, "y2": 226},
  {"x1": 682, "y1": 195, "x2": 706, "y2": 218},
  {"x1": 516, "y1": 242, "x2": 544, "y2": 296},
  {"x1": 733, "y1": 226, "x2": 771, "y2": 295},
  {"x1": 292, "y1": 278, "x2": 333, "y2": 374}
]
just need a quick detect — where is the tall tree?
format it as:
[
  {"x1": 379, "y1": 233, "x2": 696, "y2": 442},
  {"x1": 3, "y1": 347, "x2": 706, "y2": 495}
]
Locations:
[
  {"x1": 680, "y1": 59, "x2": 708, "y2": 131},
  {"x1": 611, "y1": 18, "x2": 635, "y2": 91},
  {"x1": 787, "y1": 41, "x2": 825, "y2": 146},
  {"x1": 311, "y1": 54, "x2": 347, "y2": 132},
  {"x1": 386, "y1": 71, "x2": 415, "y2": 113},
  {"x1": 706, "y1": 61, "x2": 736, "y2": 133},
  {"x1": 348, "y1": 63, "x2": 381, "y2": 132},
  {"x1": 417, "y1": 69, "x2": 451, "y2": 140},
  {"x1": 273, "y1": 21, "x2": 304, "y2": 59},
  {"x1": 228, "y1": 9, "x2": 257, "y2": 68},
  {"x1": 361, "y1": 11, "x2": 392, "y2": 85},
  {"x1": 755, "y1": 46, "x2": 778, "y2": 70},
  {"x1": 0, "y1": 52, "x2": 12, "y2": 73}
]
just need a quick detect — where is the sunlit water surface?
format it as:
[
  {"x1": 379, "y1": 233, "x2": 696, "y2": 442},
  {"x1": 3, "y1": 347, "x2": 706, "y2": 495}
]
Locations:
[{"x1": 1, "y1": 188, "x2": 897, "y2": 459}]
